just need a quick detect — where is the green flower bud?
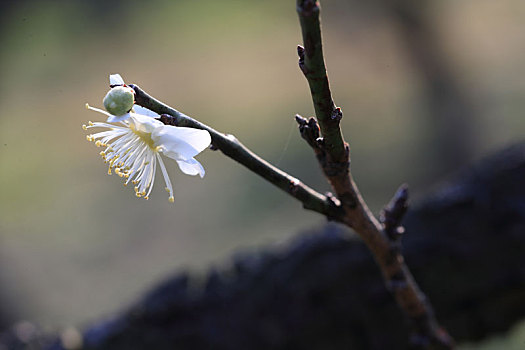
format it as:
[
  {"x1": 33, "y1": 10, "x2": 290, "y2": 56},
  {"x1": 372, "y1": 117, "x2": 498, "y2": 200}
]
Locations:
[{"x1": 103, "y1": 86, "x2": 134, "y2": 116}]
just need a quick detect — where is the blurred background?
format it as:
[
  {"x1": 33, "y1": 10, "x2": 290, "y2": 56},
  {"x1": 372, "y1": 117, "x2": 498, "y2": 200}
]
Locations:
[{"x1": 0, "y1": 0, "x2": 524, "y2": 348}]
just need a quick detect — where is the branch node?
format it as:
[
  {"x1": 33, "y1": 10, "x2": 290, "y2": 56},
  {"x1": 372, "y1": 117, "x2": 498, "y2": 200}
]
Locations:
[
  {"x1": 159, "y1": 113, "x2": 178, "y2": 126},
  {"x1": 381, "y1": 184, "x2": 409, "y2": 241},
  {"x1": 324, "y1": 192, "x2": 344, "y2": 221},
  {"x1": 297, "y1": 45, "x2": 308, "y2": 75},
  {"x1": 331, "y1": 107, "x2": 343, "y2": 121},
  {"x1": 295, "y1": 114, "x2": 321, "y2": 150},
  {"x1": 288, "y1": 178, "x2": 301, "y2": 195},
  {"x1": 325, "y1": 191, "x2": 340, "y2": 207}
]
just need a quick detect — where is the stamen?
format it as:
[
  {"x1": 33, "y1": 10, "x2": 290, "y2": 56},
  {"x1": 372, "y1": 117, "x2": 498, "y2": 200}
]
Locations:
[{"x1": 157, "y1": 153, "x2": 174, "y2": 202}]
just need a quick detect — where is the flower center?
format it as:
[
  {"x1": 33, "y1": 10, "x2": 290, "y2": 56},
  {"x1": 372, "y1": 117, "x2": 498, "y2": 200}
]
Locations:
[{"x1": 130, "y1": 126, "x2": 157, "y2": 150}]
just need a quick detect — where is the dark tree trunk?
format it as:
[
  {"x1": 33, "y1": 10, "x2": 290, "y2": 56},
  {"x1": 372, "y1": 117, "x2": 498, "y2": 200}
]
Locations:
[{"x1": 2, "y1": 142, "x2": 525, "y2": 350}]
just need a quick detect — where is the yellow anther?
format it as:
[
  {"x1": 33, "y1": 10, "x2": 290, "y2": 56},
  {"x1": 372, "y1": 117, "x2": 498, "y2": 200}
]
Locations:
[
  {"x1": 135, "y1": 192, "x2": 142, "y2": 198},
  {"x1": 164, "y1": 187, "x2": 170, "y2": 193},
  {"x1": 95, "y1": 140, "x2": 102, "y2": 147},
  {"x1": 144, "y1": 196, "x2": 149, "y2": 200},
  {"x1": 141, "y1": 191, "x2": 146, "y2": 196},
  {"x1": 134, "y1": 186, "x2": 139, "y2": 192},
  {"x1": 168, "y1": 196, "x2": 175, "y2": 203},
  {"x1": 82, "y1": 125, "x2": 88, "y2": 130},
  {"x1": 88, "y1": 121, "x2": 94, "y2": 126},
  {"x1": 85, "y1": 103, "x2": 90, "y2": 110},
  {"x1": 99, "y1": 151, "x2": 105, "y2": 156},
  {"x1": 107, "y1": 168, "x2": 112, "y2": 175}
]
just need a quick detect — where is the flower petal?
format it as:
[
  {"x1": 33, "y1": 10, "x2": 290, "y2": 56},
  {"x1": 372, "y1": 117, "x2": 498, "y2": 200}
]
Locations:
[
  {"x1": 152, "y1": 126, "x2": 211, "y2": 159},
  {"x1": 107, "y1": 112, "x2": 131, "y2": 123},
  {"x1": 132, "y1": 105, "x2": 160, "y2": 118},
  {"x1": 110, "y1": 74, "x2": 125, "y2": 86},
  {"x1": 129, "y1": 113, "x2": 164, "y2": 133},
  {"x1": 175, "y1": 158, "x2": 206, "y2": 177}
]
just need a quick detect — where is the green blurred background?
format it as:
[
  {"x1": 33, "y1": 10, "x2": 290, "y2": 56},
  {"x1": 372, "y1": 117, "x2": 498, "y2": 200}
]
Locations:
[{"x1": 0, "y1": 0, "x2": 524, "y2": 347}]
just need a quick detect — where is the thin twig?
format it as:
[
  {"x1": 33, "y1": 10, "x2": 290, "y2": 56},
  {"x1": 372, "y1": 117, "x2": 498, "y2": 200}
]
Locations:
[
  {"x1": 295, "y1": 0, "x2": 454, "y2": 348},
  {"x1": 130, "y1": 84, "x2": 341, "y2": 219}
]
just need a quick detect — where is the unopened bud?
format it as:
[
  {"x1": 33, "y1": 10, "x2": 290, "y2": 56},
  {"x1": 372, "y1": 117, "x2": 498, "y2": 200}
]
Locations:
[{"x1": 103, "y1": 86, "x2": 134, "y2": 116}]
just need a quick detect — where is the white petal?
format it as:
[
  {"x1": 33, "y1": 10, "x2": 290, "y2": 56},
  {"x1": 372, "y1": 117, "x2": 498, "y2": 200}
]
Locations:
[
  {"x1": 107, "y1": 112, "x2": 131, "y2": 123},
  {"x1": 152, "y1": 126, "x2": 211, "y2": 159},
  {"x1": 175, "y1": 158, "x2": 205, "y2": 178},
  {"x1": 133, "y1": 105, "x2": 160, "y2": 118},
  {"x1": 128, "y1": 113, "x2": 164, "y2": 133},
  {"x1": 110, "y1": 74, "x2": 125, "y2": 85}
]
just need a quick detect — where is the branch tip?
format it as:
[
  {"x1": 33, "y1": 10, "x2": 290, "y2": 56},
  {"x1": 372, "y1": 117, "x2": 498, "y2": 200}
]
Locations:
[
  {"x1": 294, "y1": 114, "x2": 307, "y2": 125},
  {"x1": 381, "y1": 184, "x2": 410, "y2": 240}
]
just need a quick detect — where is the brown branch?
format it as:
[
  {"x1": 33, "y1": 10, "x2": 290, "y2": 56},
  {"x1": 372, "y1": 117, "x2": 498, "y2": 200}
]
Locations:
[
  {"x1": 295, "y1": 0, "x2": 454, "y2": 348},
  {"x1": 130, "y1": 84, "x2": 341, "y2": 219}
]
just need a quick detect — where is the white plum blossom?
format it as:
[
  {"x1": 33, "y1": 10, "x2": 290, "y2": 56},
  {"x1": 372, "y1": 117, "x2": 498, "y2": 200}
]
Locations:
[{"x1": 83, "y1": 104, "x2": 212, "y2": 202}]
